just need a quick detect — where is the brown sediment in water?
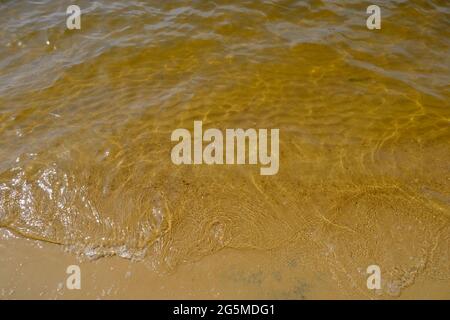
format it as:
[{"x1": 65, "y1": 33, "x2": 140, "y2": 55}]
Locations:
[{"x1": 0, "y1": 0, "x2": 449, "y2": 299}]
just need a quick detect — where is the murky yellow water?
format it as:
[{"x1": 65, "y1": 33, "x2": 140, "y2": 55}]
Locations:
[{"x1": 0, "y1": 0, "x2": 449, "y2": 299}]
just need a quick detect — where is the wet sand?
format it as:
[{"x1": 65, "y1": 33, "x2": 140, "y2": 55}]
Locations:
[{"x1": 0, "y1": 0, "x2": 449, "y2": 299}]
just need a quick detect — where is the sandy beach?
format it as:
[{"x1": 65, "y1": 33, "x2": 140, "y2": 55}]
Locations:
[{"x1": 0, "y1": 0, "x2": 449, "y2": 299}]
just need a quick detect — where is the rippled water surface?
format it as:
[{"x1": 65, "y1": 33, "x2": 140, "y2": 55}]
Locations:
[{"x1": 0, "y1": 0, "x2": 449, "y2": 298}]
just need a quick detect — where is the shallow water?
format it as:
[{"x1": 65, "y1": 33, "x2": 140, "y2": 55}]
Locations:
[{"x1": 0, "y1": 0, "x2": 449, "y2": 299}]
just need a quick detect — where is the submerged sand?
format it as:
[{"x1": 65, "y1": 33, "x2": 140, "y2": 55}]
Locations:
[{"x1": 0, "y1": 0, "x2": 449, "y2": 299}]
